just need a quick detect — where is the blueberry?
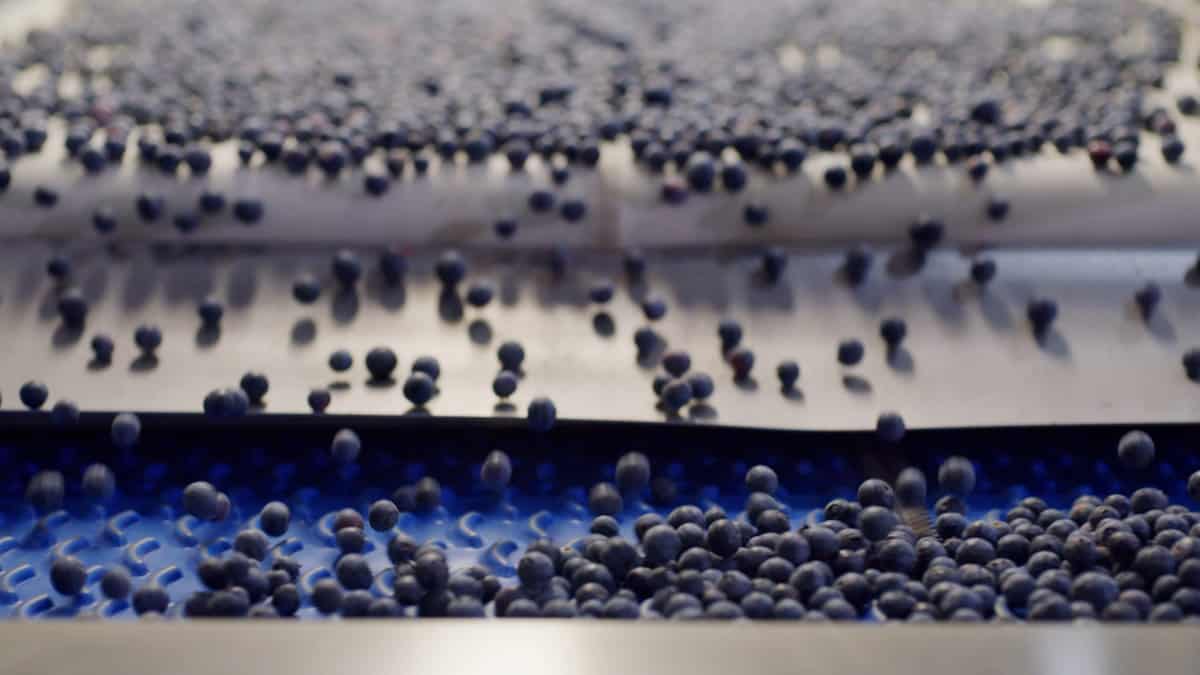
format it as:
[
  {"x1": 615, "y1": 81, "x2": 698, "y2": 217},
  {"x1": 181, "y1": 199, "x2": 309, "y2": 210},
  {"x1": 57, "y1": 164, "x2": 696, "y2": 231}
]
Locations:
[
  {"x1": 239, "y1": 372, "x2": 269, "y2": 404},
  {"x1": 33, "y1": 186, "x2": 59, "y2": 207},
  {"x1": 329, "y1": 350, "x2": 353, "y2": 372},
  {"x1": 101, "y1": 567, "x2": 132, "y2": 600},
  {"x1": 662, "y1": 350, "x2": 691, "y2": 377},
  {"x1": 331, "y1": 250, "x2": 363, "y2": 286},
  {"x1": 643, "y1": 524, "x2": 683, "y2": 565},
  {"x1": 50, "y1": 555, "x2": 87, "y2": 596},
  {"x1": 135, "y1": 193, "x2": 164, "y2": 221},
  {"x1": 336, "y1": 527, "x2": 366, "y2": 554},
  {"x1": 232, "y1": 199, "x2": 264, "y2": 224},
  {"x1": 588, "y1": 280, "x2": 614, "y2": 304},
  {"x1": 761, "y1": 247, "x2": 788, "y2": 283},
  {"x1": 744, "y1": 203, "x2": 768, "y2": 227},
  {"x1": 876, "y1": 413, "x2": 907, "y2": 442},
  {"x1": 312, "y1": 578, "x2": 343, "y2": 614},
  {"x1": 335, "y1": 554, "x2": 373, "y2": 591},
  {"x1": 986, "y1": 198, "x2": 1009, "y2": 221},
  {"x1": 642, "y1": 296, "x2": 668, "y2": 321},
  {"x1": 92, "y1": 207, "x2": 117, "y2": 234},
  {"x1": 528, "y1": 190, "x2": 555, "y2": 212},
  {"x1": 108, "y1": 412, "x2": 141, "y2": 448},
  {"x1": 837, "y1": 339, "x2": 864, "y2": 366},
  {"x1": 308, "y1": 388, "x2": 332, "y2": 413},
  {"x1": 1183, "y1": 349, "x2": 1200, "y2": 382},
  {"x1": 560, "y1": 199, "x2": 587, "y2": 223},
  {"x1": 527, "y1": 397, "x2": 557, "y2": 432},
  {"x1": 363, "y1": 172, "x2": 390, "y2": 196},
  {"x1": 379, "y1": 250, "x2": 407, "y2": 285},
  {"x1": 415, "y1": 477, "x2": 442, "y2": 512},
  {"x1": 687, "y1": 373, "x2": 714, "y2": 400},
  {"x1": 183, "y1": 481, "x2": 220, "y2": 520},
  {"x1": 876, "y1": 317, "x2": 908, "y2": 347},
  {"x1": 1027, "y1": 298, "x2": 1058, "y2": 335},
  {"x1": 366, "y1": 347, "x2": 398, "y2": 380},
  {"x1": 1163, "y1": 137, "x2": 1186, "y2": 164},
  {"x1": 909, "y1": 217, "x2": 944, "y2": 250},
  {"x1": 970, "y1": 258, "x2": 997, "y2": 286},
  {"x1": 197, "y1": 297, "x2": 224, "y2": 325},
  {"x1": 1135, "y1": 283, "x2": 1162, "y2": 317},
  {"x1": 199, "y1": 191, "x2": 225, "y2": 214},
  {"x1": 403, "y1": 372, "x2": 436, "y2": 407},
  {"x1": 966, "y1": 157, "x2": 989, "y2": 182},
  {"x1": 661, "y1": 379, "x2": 693, "y2": 411},
  {"x1": 589, "y1": 482, "x2": 623, "y2": 516},
  {"x1": 775, "y1": 361, "x2": 800, "y2": 390},
  {"x1": 1118, "y1": 430, "x2": 1155, "y2": 469},
  {"x1": 132, "y1": 584, "x2": 169, "y2": 615},
  {"x1": 234, "y1": 529, "x2": 269, "y2": 560},
  {"x1": 492, "y1": 371, "x2": 518, "y2": 398},
  {"x1": 331, "y1": 428, "x2": 362, "y2": 464},
  {"x1": 718, "y1": 319, "x2": 743, "y2": 351},
  {"x1": 729, "y1": 348, "x2": 755, "y2": 379},
  {"x1": 498, "y1": 341, "x2": 525, "y2": 371},
  {"x1": 823, "y1": 166, "x2": 848, "y2": 190},
  {"x1": 465, "y1": 282, "x2": 494, "y2": 307},
  {"x1": 938, "y1": 456, "x2": 976, "y2": 496},
  {"x1": 19, "y1": 381, "x2": 49, "y2": 410},
  {"x1": 80, "y1": 463, "x2": 116, "y2": 503},
  {"x1": 494, "y1": 218, "x2": 518, "y2": 239},
  {"x1": 134, "y1": 324, "x2": 162, "y2": 353},
  {"x1": 843, "y1": 247, "x2": 873, "y2": 286},
  {"x1": 387, "y1": 533, "x2": 418, "y2": 565}
]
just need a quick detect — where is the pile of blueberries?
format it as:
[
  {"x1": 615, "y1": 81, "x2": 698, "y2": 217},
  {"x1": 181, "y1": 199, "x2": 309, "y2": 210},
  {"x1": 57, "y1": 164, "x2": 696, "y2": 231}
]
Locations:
[
  {"x1": 0, "y1": 0, "x2": 1189, "y2": 215},
  {"x1": 29, "y1": 429, "x2": 1200, "y2": 623}
]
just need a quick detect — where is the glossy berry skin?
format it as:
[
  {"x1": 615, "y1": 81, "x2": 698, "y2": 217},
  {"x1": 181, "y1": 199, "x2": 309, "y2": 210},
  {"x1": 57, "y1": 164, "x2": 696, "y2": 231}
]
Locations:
[
  {"x1": 329, "y1": 350, "x2": 353, "y2": 372},
  {"x1": 1117, "y1": 430, "x2": 1155, "y2": 469},
  {"x1": 50, "y1": 556, "x2": 88, "y2": 595},
  {"x1": 332, "y1": 250, "x2": 363, "y2": 286},
  {"x1": 776, "y1": 361, "x2": 800, "y2": 389},
  {"x1": 642, "y1": 297, "x2": 668, "y2": 321},
  {"x1": 498, "y1": 341, "x2": 525, "y2": 372},
  {"x1": 938, "y1": 457, "x2": 977, "y2": 496},
  {"x1": 331, "y1": 429, "x2": 362, "y2": 464},
  {"x1": 101, "y1": 567, "x2": 132, "y2": 600},
  {"x1": 876, "y1": 413, "x2": 906, "y2": 442},
  {"x1": 260, "y1": 502, "x2": 291, "y2": 537},
  {"x1": 308, "y1": 388, "x2": 332, "y2": 413},
  {"x1": 239, "y1": 372, "x2": 269, "y2": 404},
  {"x1": 110, "y1": 412, "x2": 141, "y2": 448},
  {"x1": 687, "y1": 373, "x2": 714, "y2": 400},
  {"x1": 403, "y1": 372, "x2": 436, "y2": 407},
  {"x1": 837, "y1": 339, "x2": 865, "y2": 366},
  {"x1": 527, "y1": 397, "x2": 557, "y2": 432},
  {"x1": 492, "y1": 371, "x2": 518, "y2": 398},
  {"x1": 134, "y1": 325, "x2": 162, "y2": 353},
  {"x1": 82, "y1": 463, "x2": 116, "y2": 503},
  {"x1": 366, "y1": 347, "x2": 398, "y2": 380},
  {"x1": 435, "y1": 250, "x2": 467, "y2": 287},
  {"x1": 292, "y1": 275, "x2": 322, "y2": 304},
  {"x1": 182, "y1": 481, "x2": 221, "y2": 520},
  {"x1": 661, "y1": 379, "x2": 693, "y2": 411},
  {"x1": 19, "y1": 381, "x2": 49, "y2": 410}
]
